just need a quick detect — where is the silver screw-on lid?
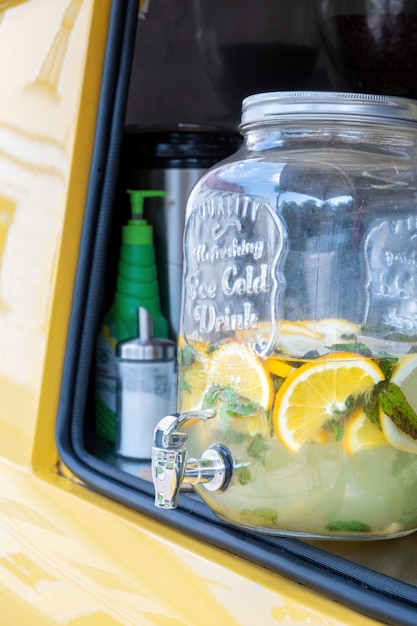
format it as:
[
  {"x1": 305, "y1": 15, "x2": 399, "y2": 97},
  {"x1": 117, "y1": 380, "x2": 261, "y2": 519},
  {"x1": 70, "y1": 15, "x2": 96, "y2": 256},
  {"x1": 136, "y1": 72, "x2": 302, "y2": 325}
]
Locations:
[
  {"x1": 240, "y1": 91, "x2": 417, "y2": 130},
  {"x1": 116, "y1": 307, "x2": 176, "y2": 361}
]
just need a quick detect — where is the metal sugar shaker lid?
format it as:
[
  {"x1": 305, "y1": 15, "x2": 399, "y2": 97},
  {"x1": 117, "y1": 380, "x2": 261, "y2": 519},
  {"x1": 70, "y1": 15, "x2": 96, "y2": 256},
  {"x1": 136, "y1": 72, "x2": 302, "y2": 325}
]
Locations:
[{"x1": 116, "y1": 307, "x2": 176, "y2": 361}]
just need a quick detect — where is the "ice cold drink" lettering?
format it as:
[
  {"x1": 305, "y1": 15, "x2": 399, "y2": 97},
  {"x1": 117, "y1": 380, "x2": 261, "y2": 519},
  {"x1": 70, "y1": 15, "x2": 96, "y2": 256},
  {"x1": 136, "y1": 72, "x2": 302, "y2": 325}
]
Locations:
[
  {"x1": 193, "y1": 301, "x2": 257, "y2": 333},
  {"x1": 183, "y1": 193, "x2": 284, "y2": 353},
  {"x1": 222, "y1": 263, "x2": 269, "y2": 296},
  {"x1": 187, "y1": 263, "x2": 270, "y2": 302}
]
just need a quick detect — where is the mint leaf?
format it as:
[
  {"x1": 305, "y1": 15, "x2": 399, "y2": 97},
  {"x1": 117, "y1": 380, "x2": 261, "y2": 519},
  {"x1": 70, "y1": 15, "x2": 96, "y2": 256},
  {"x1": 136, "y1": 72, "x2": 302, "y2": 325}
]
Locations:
[
  {"x1": 271, "y1": 374, "x2": 285, "y2": 394},
  {"x1": 227, "y1": 402, "x2": 258, "y2": 417},
  {"x1": 379, "y1": 383, "x2": 417, "y2": 439},
  {"x1": 216, "y1": 386, "x2": 259, "y2": 418},
  {"x1": 325, "y1": 419, "x2": 345, "y2": 440},
  {"x1": 247, "y1": 432, "x2": 267, "y2": 463},
  {"x1": 178, "y1": 377, "x2": 190, "y2": 392},
  {"x1": 360, "y1": 323, "x2": 395, "y2": 337},
  {"x1": 378, "y1": 357, "x2": 398, "y2": 380},
  {"x1": 334, "y1": 422, "x2": 345, "y2": 441},
  {"x1": 385, "y1": 332, "x2": 417, "y2": 342},
  {"x1": 236, "y1": 465, "x2": 251, "y2": 485},
  {"x1": 363, "y1": 379, "x2": 386, "y2": 426},
  {"x1": 179, "y1": 345, "x2": 194, "y2": 368},
  {"x1": 329, "y1": 342, "x2": 373, "y2": 357},
  {"x1": 241, "y1": 508, "x2": 278, "y2": 526},
  {"x1": 202, "y1": 385, "x2": 220, "y2": 409},
  {"x1": 326, "y1": 520, "x2": 372, "y2": 533}
]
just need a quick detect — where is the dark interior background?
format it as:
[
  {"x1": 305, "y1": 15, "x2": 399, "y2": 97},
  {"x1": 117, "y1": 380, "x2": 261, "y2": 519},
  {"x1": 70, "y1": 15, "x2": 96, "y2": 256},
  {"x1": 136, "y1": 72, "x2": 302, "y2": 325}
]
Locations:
[
  {"x1": 125, "y1": 0, "x2": 333, "y2": 130},
  {"x1": 125, "y1": 1, "x2": 232, "y2": 127}
]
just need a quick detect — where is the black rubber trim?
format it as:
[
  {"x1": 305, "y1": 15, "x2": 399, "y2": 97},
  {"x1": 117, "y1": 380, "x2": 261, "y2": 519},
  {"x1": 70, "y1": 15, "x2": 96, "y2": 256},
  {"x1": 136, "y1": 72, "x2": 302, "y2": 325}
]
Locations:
[
  {"x1": 57, "y1": 0, "x2": 136, "y2": 451},
  {"x1": 56, "y1": 3, "x2": 417, "y2": 625}
]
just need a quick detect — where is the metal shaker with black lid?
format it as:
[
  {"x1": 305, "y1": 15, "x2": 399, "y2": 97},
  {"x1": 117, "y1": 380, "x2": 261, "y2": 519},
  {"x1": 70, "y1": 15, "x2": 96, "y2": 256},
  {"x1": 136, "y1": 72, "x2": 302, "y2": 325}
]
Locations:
[
  {"x1": 115, "y1": 307, "x2": 176, "y2": 460},
  {"x1": 117, "y1": 124, "x2": 242, "y2": 339}
]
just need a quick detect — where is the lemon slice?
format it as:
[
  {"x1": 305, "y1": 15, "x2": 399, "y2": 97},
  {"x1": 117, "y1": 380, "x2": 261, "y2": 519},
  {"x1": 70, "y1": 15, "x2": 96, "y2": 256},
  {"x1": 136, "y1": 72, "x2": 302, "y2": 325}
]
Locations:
[
  {"x1": 308, "y1": 318, "x2": 361, "y2": 343},
  {"x1": 385, "y1": 354, "x2": 417, "y2": 410},
  {"x1": 344, "y1": 408, "x2": 388, "y2": 455},
  {"x1": 265, "y1": 356, "x2": 294, "y2": 378},
  {"x1": 273, "y1": 353, "x2": 385, "y2": 453},
  {"x1": 207, "y1": 342, "x2": 274, "y2": 410},
  {"x1": 279, "y1": 320, "x2": 324, "y2": 339},
  {"x1": 380, "y1": 414, "x2": 417, "y2": 454},
  {"x1": 380, "y1": 354, "x2": 417, "y2": 453},
  {"x1": 275, "y1": 320, "x2": 326, "y2": 357}
]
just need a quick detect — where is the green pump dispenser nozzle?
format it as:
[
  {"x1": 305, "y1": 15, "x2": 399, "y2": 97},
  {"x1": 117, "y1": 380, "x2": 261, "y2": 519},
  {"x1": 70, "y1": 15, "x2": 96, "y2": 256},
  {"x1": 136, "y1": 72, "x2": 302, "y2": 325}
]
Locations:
[{"x1": 123, "y1": 189, "x2": 166, "y2": 246}]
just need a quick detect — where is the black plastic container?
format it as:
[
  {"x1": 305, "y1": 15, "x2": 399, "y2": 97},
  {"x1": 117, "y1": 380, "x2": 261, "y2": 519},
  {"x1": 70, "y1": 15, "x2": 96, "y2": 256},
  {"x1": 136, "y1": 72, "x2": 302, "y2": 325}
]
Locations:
[{"x1": 316, "y1": 0, "x2": 417, "y2": 98}]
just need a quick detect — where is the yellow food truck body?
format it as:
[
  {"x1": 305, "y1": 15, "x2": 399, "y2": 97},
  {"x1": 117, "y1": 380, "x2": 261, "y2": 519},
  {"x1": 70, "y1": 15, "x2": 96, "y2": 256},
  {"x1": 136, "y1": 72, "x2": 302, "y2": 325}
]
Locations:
[{"x1": 0, "y1": 1, "x2": 415, "y2": 624}]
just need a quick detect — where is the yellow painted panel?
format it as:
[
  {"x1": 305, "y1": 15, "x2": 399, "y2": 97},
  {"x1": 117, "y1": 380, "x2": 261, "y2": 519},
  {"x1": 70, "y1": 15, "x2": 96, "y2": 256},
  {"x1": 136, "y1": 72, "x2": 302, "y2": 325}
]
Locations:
[
  {"x1": 0, "y1": 458, "x2": 379, "y2": 626},
  {"x1": 0, "y1": 0, "x2": 112, "y2": 466}
]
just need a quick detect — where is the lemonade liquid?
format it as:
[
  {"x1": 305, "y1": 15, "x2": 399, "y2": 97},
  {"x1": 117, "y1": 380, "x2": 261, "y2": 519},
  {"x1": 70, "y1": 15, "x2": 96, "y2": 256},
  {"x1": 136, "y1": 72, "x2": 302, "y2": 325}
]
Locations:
[{"x1": 178, "y1": 346, "x2": 417, "y2": 539}]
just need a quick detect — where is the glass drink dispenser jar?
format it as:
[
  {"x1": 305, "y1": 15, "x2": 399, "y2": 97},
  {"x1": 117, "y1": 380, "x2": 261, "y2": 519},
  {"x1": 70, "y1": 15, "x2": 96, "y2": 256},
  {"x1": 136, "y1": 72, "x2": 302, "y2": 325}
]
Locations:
[{"x1": 152, "y1": 91, "x2": 417, "y2": 539}]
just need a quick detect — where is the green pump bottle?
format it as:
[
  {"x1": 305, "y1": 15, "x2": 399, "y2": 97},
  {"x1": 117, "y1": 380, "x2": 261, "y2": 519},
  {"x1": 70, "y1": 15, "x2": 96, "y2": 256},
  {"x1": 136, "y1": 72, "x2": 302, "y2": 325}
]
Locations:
[{"x1": 95, "y1": 189, "x2": 168, "y2": 443}]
